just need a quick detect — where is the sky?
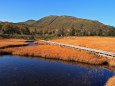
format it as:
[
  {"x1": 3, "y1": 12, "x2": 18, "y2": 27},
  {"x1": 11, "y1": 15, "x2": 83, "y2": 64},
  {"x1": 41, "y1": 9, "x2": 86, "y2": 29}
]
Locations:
[{"x1": 0, "y1": 0, "x2": 115, "y2": 26}]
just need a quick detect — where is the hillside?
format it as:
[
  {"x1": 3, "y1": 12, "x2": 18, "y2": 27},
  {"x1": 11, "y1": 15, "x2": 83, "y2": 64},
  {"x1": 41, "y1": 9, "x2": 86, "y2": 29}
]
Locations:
[
  {"x1": 0, "y1": 22, "x2": 30, "y2": 35},
  {"x1": 23, "y1": 20, "x2": 36, "y2": 25},
  {"x1": 24, "y1": 15, "x2": 115, "y2": 36},
  {"x1": 0, "y1": 15, "x2": 115, "y2": 37}
]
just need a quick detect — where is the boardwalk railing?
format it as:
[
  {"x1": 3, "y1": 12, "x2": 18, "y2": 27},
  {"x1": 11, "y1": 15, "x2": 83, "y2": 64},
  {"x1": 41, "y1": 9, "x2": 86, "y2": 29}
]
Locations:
[{"x1": 40, "y1": 40, "x2": 115, "y2": 58}]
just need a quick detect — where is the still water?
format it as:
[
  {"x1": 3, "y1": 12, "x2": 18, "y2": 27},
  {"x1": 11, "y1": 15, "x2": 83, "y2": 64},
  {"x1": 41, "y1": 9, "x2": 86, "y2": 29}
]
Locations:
[
  {"x1": 0, "y1": 55, "x2": 114, "y2": 86},
  {"x1": 0, "y1": 42, "x2": 114, "y2": 86},
  {"x1": 26, "y1": 42, "x2": 38, "y2": 46}
]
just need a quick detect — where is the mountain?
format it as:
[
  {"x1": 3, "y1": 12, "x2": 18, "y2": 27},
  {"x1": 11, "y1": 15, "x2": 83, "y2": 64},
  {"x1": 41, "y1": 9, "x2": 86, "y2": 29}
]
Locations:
[
  {"x1": 24, "y1": 15, "x2": 104, "y2": 27},
  {"x1": 23, "y1": 20, "x2": 36, "y2": 25},
  {"x1": 23, "y1": 15, "x2": 115, "y2": 36},
  {"x1": 0, "y1": 15, "x2": 115, "y2": 36}
]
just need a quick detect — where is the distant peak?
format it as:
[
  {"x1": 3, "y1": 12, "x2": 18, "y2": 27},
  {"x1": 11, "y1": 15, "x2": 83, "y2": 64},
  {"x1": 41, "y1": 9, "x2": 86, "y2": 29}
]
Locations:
[
  {"x1": 26, "y1": 20, "x2": 35, "y2": 22},
  {"x1": 24, "y1": 20, "x2": 36, "y2": 25}
]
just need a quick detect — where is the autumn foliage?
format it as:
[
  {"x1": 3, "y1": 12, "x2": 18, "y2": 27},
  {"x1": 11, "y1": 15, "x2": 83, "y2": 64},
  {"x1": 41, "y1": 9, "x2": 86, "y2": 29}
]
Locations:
[
  {"x1": 24, "y1": 15, "x2": 115, "y2": 36},
  {"x1": 0, "y1": 16, "x2": 115, "y2": 37},
  {"x1": 0, "y1": 22, "x2": 30, "y2": 35}
]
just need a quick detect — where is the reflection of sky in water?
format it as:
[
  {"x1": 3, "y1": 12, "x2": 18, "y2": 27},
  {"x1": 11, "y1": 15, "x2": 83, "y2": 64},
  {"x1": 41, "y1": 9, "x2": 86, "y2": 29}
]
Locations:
[
  {"x1": 0, "y1": 56, "x2": 114, "y2": 86},
  {"x1": 26, "y1": 42, "x2": 38, "y2": 46}
]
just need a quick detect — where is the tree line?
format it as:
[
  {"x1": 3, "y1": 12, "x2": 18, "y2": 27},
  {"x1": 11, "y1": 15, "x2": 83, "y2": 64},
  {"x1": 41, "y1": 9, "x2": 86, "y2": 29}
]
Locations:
[{"x1": 0, "y1": 22, "x2": 115, "y2": 37}]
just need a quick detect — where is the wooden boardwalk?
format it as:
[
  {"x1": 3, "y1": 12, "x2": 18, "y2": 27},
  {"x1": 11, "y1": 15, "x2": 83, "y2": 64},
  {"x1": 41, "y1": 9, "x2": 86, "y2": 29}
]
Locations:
[{"x1": 40, "y1": 40, "x2": 115, "y2": 58}]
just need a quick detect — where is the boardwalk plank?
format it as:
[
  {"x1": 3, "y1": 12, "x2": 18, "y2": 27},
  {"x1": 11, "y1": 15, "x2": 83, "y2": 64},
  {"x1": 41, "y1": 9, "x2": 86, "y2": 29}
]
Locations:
[{"x1": 40, "y1": 40, "x2": 115, "y2": 57}]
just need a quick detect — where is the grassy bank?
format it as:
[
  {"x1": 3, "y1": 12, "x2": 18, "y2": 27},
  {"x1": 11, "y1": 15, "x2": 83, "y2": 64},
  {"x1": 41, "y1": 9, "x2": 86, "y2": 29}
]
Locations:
[
  {"x1": 0, "y1": 45, "x2": 111, "y2": 65},
  {"x1": 0, "y1": 34, "x2": 60, "y2": 40},
  {"x1": 0, "y1": 39, "x2": 29, "y2": 49},
  {"x1": 1, "y1": 38, "x2": 115, "y2": 67},
  {"x1": 106, "y1": 76, "x2": 115, "y2": 86}
]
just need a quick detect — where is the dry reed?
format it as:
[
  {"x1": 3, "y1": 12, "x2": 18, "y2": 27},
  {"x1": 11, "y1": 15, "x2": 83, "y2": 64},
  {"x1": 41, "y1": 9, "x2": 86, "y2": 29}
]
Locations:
[
  {"x1": 0, "y1": 44, "x2": 108, "y2": 65},
  {"x1": 106, "y1": 76, "x2": 115, "y2": 86},
  {"x1": 1, "y1": 38, "x2": 115, "y2": 66},
  {"x1": 0, "y1": 39, "x2": 28, "y2": 48},
  {"x1": 50, "y1": 37, "x2": 115, "y2": 53}
]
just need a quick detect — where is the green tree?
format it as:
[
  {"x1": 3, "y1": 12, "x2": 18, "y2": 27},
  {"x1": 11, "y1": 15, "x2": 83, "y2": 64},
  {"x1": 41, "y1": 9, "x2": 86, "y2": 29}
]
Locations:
[
  {"x1": 57, "y1": 28, "x2": 65, "y2": 37},
  {"x1": 61, "y1": 28, "x2": 65, "y2": 36},
  {"x1": 20, "y1": 27, "x2": 30, "y2": 35},
  {"x1": 98, "y1": 29, "x2": 102, "y2": 36},
  {"x1": 2, "y1": 25, "x2": 11, "y2": 34},
  {"x1": 70, "y1": 25, "x2": 75, "y2": 36},
  {"x1": 80, "y1": 24, "x2": 85, "y2": 36}
]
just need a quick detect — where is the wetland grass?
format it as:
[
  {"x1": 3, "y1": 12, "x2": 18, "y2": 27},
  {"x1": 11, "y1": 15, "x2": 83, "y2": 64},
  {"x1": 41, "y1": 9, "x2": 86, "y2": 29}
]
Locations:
[
  {"x1": 1, "y1": 38, "x2": 115, "y2": 67},
  {"x1": 0, "y1": 45, "x2": 109, "y2": 65},
  {"x1": 50, "y1": 37, "x2": 115, "y2": 53},
  {"x1": 0, "y1": 39, "x2": 29, "y2": 48},
  {"x1": 106, "y1": 76, "x2": 115, "y2": 86}
]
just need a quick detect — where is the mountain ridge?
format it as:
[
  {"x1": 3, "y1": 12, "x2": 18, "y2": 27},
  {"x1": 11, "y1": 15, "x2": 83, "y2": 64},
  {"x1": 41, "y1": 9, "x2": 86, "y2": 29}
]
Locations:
[
  {"x1": 23, "y1": 15, "x2": 114, "y2": 36},
  {"x1": 0, "y1": 15, "x2": 115, "y2": 36}
]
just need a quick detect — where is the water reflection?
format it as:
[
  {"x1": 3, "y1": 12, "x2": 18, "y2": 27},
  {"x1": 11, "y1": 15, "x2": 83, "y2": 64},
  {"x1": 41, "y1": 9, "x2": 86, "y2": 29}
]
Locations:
[
  {"x1": 105, "y1": 75, "x2": 115, "y2": 86},
  {"x1": 0, "y1": 56, "x2": 114, "y2": 86},
  {"x1": 26, "y1": 42, "x2": 38, "y2": 46},
  {"x1": 21, "y1": 56, "x2": 115, "y2": 72}
]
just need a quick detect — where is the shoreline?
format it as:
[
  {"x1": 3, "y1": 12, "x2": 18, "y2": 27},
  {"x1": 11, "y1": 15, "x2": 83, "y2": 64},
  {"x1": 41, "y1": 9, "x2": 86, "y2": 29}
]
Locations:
[{"x1": 0, "y1": 38, "x2": 115, "y2": 67}]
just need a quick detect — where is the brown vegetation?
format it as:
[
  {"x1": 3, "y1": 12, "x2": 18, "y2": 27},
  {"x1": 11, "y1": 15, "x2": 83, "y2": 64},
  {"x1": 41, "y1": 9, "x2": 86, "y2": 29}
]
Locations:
[
  {"x1": 1, "y1": 38, "x2": 115, "y2": 67},
  {"x1": 0, "y1": 39, "x2": 28, "y2": 48},
  {"x1": 106, "y1": 76, "x2": 115, "y2": 86},
  {"x1": 0, "y1": 22, "x2": 30, "y2": 35},
  {"x1": 0, "y1": 44, "x2": 109, "y2": 65},
  {"x1": 50, "y1": 37, "x2": 115, "y2": 53}
]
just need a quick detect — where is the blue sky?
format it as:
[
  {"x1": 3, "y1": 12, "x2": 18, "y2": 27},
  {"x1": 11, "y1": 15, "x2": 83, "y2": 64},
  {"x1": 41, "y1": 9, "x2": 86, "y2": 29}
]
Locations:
[{"x1": 0, "y1": 0, "x2": 115, "y2": 26}]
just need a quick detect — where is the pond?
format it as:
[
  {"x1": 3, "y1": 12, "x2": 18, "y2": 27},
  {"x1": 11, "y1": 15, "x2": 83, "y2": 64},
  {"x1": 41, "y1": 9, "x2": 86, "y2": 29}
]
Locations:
[
  {"x1": 0, "y1": 55, "x2": 114, "y2": 86},
  {"x1": 0, "y1": 41, "x2": 115, "y2": 86},
  {"x1": 26, "y1": 42, "x2": 38, "y2": 46}
]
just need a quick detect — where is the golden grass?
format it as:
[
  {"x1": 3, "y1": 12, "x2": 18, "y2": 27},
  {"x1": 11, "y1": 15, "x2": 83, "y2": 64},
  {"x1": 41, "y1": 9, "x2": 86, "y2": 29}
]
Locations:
[
  {"x1": 0, "y1": 44, "x2": 109, "y2": 65},
  {"x1": 1, "y1": 38, "x2": 115, "y2": 66},
  {"x1": 50, "y1": 37, "x2": 115, "y2": 53},
  {"x1": 0, "y1": 39, "x2": 28, "y2": 48},
  {"x1": 106, "y1": 76, "x2": 115, "y2": 86},
  {"x1": 108, "y1": 60, "x2": 115, "y2": 67}
]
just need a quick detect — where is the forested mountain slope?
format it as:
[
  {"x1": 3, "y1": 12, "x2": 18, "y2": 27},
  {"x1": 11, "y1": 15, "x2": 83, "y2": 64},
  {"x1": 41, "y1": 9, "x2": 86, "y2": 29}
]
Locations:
[{"x1": 0, "y1": 15, "x2": 115, "y2": 36}]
